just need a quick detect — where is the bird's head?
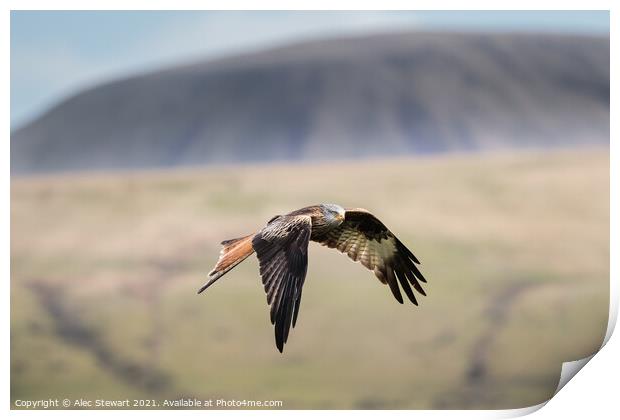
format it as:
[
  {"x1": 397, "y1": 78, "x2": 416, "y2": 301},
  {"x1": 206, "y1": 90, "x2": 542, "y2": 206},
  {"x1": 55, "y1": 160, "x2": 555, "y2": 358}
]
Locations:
[{"x1": 320, "y1": 203, "x2": 346, "y2": 227}]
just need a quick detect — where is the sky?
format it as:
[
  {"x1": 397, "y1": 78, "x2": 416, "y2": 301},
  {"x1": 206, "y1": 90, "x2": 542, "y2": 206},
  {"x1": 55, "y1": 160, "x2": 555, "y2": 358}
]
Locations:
[{"x1": 10, "y1": 10, "x2": 609, "y2": 129}]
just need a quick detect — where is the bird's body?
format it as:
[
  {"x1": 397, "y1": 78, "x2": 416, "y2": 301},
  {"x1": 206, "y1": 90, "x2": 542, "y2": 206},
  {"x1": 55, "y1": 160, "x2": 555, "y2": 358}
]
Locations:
[{"x1": 198, "y1": 204, "x2": 427, "y2": 352}]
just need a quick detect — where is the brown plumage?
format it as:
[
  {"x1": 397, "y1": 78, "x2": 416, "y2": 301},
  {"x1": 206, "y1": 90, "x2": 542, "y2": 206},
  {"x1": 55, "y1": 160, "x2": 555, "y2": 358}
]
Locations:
[{"x1": 198, "y1": 204, "x2": 427, "y2": 352}]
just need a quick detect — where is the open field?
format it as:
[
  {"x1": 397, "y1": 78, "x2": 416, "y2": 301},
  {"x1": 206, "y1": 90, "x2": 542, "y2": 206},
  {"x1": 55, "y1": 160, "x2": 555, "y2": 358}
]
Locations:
[{"x1": 11, "y1": 148, "x2": 609, "y2": 409}]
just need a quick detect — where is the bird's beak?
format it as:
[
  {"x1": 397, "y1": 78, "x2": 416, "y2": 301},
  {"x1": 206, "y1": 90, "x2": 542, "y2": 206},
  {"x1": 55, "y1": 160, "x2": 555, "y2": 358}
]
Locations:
[{"x1": 337, "y1": 213, "x2": 345, "y2": 222}]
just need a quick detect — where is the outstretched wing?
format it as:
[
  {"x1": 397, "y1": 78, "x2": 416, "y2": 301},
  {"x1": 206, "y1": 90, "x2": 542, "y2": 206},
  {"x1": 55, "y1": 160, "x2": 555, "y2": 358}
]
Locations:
[
  {"x1": 315, "y1": 209, "x2": 427, "y2": 305},
  {"x1": 252, "y1": 214, "x2": 312, "y2": 352}
]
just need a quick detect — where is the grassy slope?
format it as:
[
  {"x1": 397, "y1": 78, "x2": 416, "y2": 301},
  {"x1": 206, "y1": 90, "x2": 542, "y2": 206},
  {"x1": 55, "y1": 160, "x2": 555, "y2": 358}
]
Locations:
[{"x1": 11, "y1": 148, "x2": 609, "y2": 409}]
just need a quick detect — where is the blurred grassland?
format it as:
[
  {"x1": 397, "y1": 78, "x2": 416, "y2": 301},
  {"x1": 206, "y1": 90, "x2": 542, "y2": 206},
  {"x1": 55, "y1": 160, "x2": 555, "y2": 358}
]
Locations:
[{"x1": 11, "y1": 148, "x2": 609, "y2": 409}]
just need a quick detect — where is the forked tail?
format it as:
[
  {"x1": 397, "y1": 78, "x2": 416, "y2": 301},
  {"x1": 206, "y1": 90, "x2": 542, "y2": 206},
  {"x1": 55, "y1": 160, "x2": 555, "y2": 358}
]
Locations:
[{"x1": 197, "y1": 234, "x2": 256, "y2": 294}]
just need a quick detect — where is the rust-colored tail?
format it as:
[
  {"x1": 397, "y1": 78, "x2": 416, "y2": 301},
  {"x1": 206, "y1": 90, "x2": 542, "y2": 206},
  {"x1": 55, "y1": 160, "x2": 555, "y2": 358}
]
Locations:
[{"x1": 198, "y1": 234, "x2": 255, "y2": 294}]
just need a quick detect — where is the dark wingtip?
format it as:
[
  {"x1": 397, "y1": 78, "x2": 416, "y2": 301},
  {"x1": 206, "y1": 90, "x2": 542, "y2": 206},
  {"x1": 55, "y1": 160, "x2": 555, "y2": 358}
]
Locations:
[{"x1": 406, "y1": 292, "x2": 418, "y2": 306}]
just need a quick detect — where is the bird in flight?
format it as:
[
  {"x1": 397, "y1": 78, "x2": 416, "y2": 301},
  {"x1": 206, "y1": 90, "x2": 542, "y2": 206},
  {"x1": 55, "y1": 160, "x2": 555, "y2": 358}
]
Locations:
[{"x1": 198, "y1": 204, "x2": 427, "y2": 352}]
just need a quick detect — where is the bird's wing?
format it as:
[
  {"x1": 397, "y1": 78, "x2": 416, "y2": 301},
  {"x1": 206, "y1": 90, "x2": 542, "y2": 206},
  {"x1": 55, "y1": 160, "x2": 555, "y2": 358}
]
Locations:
[
  {"x1": 315, "y1": 208, "x2": 426, "y2": 305},
  {"x1": 252, "y1": 214, "x2": 312, "y2": 352}
]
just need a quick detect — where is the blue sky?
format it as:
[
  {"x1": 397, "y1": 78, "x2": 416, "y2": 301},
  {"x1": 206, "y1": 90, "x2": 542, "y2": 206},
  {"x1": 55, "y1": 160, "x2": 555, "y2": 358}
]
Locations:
[{"x1": 11, "y1": 10, "x2": 609, "y2": 128}]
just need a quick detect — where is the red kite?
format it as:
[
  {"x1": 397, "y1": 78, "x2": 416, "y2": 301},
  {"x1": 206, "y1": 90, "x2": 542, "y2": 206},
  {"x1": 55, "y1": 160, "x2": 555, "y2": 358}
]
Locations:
[{"x1": 199, "y1": 204, "x2": 427, "y2": 352}]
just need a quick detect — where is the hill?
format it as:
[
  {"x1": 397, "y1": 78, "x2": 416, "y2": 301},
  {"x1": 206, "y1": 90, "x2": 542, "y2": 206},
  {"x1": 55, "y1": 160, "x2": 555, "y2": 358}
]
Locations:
[{"x1": 11, "y1": 31, "x2": 610, "y2": 174}]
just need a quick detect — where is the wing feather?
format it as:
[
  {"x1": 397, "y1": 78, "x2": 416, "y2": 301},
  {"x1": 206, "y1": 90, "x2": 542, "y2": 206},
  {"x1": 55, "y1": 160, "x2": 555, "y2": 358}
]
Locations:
[
  {"x1": 314, "y1": 208, "x2": 426, "y2": 304},
  {"x1": 252, "y1": 214, "x2": 312, "y2": 352}
]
